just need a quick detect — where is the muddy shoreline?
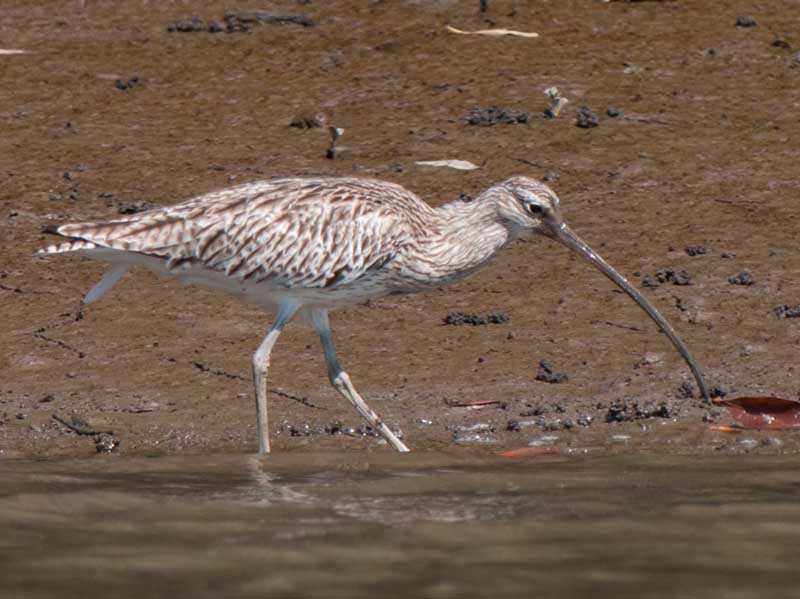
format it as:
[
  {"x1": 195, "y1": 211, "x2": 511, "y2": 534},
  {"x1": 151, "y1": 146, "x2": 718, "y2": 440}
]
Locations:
[{"x1": 1, "y1": 0, "x2": 798, "y2": 458}]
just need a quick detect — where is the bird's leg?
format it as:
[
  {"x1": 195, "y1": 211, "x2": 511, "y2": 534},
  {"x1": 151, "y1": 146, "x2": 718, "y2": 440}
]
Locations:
[
  {"x1": 309, "y1": 308, "x2": 410, "y2": 452},
  {"x1": 252, "y1": 304, "x2": 298, "y2": 454}
]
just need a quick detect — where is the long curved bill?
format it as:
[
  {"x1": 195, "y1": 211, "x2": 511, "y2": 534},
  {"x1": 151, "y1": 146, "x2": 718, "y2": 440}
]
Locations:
[{"x1": 550, "y1": 223, "x2": 709, "y2": 400}]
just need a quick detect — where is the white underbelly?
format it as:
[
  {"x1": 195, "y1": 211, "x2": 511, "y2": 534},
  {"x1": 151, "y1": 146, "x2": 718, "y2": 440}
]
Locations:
[{"x1": 77, "y1": 248, "x2": 400, "y2": 309}]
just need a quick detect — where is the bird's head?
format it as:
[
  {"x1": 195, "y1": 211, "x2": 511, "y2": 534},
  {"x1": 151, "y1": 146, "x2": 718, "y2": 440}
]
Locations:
[
  {"x1": 486, "y1": 175, "x2": 709, "y2": 400},
  {"x1": 490, "y1": 176, "x2": 564, "y2": 241}
]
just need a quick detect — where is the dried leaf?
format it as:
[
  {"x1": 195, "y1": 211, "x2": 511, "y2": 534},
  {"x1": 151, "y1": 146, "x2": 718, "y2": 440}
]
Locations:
[
  {"x1": 415, "y1": 159, "x2": 479, "y2": 170},
  {"x1": 499, "y1": 446, "x2": 558, "y2": 458},
  {"x1": 444, "y1": 399, "x2": 505, "y2": 409},
  {"x1": 713, "y1": 396, "x2": 800, "y2": 430},
  {"x1": 705, "y1": 424, "x2": 742, "y2": 433},
  {"x1": 445, "y1": 25, "x2": 539, "y2": 38}
]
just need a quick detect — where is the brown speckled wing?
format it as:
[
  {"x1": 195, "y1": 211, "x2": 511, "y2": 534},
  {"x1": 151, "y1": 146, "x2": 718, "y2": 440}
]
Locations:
[{"x1": 41, "y1": 177, "x2": 433, "y2": 290}]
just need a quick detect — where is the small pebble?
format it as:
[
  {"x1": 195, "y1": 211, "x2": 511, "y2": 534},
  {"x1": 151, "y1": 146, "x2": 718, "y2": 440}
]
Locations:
[
  {"x1": 774, "y1": 304, "x2": 800, "y2": 319},
  {"x1": 456, "y1": 423, "x2": 494, "y2": 433},
  {"x1": 728, "y1": 271, "x2": 754, "y2": 286},
  {"x1": 528, "y1": 435, "x2": 559, "y2": 447},
  {"x1": 685, "y1": 246, "x2": 708, "y2": 257},
  {"x1": 735, "y1": 15, "x2": 757, "y2": 28},
  {"x1": 535, "y1": 360, "x2": 568, "y2": 384},
  {"x1": 576, "y1": 106, "x2": 599, "y2": 128},
  {"x1": 94, "y1": 433, "x2": 120, "y2": 453}
]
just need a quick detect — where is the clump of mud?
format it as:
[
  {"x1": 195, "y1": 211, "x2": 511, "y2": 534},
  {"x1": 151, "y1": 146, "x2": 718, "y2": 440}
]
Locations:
[
  {"x1": 443, "y1": 311, "x2": 509, "y2": 326},
  {"x1": 642, "y1": 269, "x2": 691, "y2": 288},
  {"x1": 728, "y1": 271, "x2": 754, "y2": 286},
  {"x1": 535, "y1": 360, "x2": 568, "y2": 384},
  {"x1": 576, "y1": 107, "x2": 599, "y2": 128},
  {"x1": 774, "y1": 304, "x2": 800, "y2": 318},
  {"x1": 605, "y1": 400, "x2": 674, "y2": 422},
  {"x1": 465, "y1": 106, "x2": 529, "y2": 126},
  {"x1": 168, "y1": 11, "x2": 313, "y2": 34},
  {"x1": 685, "y1": 245, "x2": 709, "y2": 256}
]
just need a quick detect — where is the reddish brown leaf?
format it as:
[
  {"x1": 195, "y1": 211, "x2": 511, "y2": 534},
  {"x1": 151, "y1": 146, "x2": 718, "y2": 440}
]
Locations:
[
  {"x1": 705, "y1": 424, "x2": 742, "y2": 433},
  {"x1": 713, "y1": 396, "x2": 800, "y2": 430},
  {"x1": 499, "y1": 446, "x2": 558, "y2": 458}
]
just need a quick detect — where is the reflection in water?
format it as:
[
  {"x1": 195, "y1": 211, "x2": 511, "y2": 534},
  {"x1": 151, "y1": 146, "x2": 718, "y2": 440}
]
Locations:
[{"x1": 1, "y1": 452, "x2": 799, "y2": 598}]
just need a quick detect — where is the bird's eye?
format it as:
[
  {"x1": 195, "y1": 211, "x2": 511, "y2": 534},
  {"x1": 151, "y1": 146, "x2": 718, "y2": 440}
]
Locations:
[{"x1": 526, "y1": 203, "x2": 545, "y2": 216}]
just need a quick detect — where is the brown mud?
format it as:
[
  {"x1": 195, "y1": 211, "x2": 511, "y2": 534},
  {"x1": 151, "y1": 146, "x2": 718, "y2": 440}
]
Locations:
[{"x1": 1, "y1": 0, "x2": 799, "y2": 458}]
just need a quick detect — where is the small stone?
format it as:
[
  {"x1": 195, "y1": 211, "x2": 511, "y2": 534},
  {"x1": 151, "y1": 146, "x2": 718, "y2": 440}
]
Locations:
[
  {"x1": 735, "y1": 15, "x2": 757, "y2": 28},
  {"x1": 774, "y1": 304, "x2": 800, "y2": 319},
  {"x1": 709, "y1": 386, "x2": 727, "y2": 399},
  {"x1": 685, "y1": 245, "x2": 708, "y2": 257},
  {"x1": 542, "y1": 172, "x2": 559, "y2": 183},
  {"x1": 642, "y1": 275, "x2": 660, "y2": 288},
  {"x1": 453, "y1": 423, "x2": 496, "y2": 443},
  {"x1": 528, "y1": 435, "x2": 559, "y2": 447},
  {"x1": 535, "y1": 360, "x2": 568, "y2": 384},
  {"x1": 576, "y1": 106, "x2": 599, "y2": 128},
  {"x1": 738, "y1": 438, "x2": 759, "y2": 449},
  {"x1": 606, "y1": 106, "x2": 621, "y2": 118},
  {"x1": 118, "y1": 200, "x2": 155, "y2": 214},
  {"x1": 653, "y1": 269, "x2": 691, "y2": 286},
  {"x1": 454, "y1": 432, "x2": 497, "y2": 444},
  {"x1": 728, "y1": 271, "x2": 754, "y2": 286},
  {"x1": 678, "y1": 381, "x2": 696, "y2": 399},
  {"x1": 641, "y1": 352, "x2": 664, "y2": 366},
  {"x1": 772, "y1": 38, "x2": 791, "y2": 49},
  {"x1": 610, "y1": 434, "x2": 631, "y2": 443},
  {"x1": 443, "y1": 311, "x2": 509, "y2": 326},
  {"x1": 94, "y1": 433, "x2": 120, "y2": 453},
  {"x1": 290, "y1": 112, "x2": 327, "y2": 129},
  {"x1": 456, "y1": 423, "x2": 494, "y2": 434},
  {"x1": 465, "y1": 105, "x2": 529, "y2": 126},
  {"x1": 519, "y1": 407, "x2": 545, "y2": 417},
  {"x1": 168, "y1": 16, "x2": 206, "y2": 32}
]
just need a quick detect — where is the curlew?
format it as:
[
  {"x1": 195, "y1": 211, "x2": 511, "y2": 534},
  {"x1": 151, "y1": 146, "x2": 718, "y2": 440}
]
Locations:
[{"x1": 39, "y1": 176, "x2": 709, "y2": 453}]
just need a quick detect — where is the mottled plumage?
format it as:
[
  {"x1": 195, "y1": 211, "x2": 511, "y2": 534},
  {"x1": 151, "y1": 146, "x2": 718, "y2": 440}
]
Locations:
[{"x1": 39, "y1": 175, "x2": 708, "y2": 453}]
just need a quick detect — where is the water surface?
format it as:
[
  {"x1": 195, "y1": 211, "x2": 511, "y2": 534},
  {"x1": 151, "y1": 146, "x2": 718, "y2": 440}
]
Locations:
[{"x1": 1, "y1": 451, "x2": 798, "y2": 598}]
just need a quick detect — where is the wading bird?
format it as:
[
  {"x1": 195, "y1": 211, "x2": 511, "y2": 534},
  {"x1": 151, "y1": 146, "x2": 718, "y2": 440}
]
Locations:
[{"x1": 39, "y1": 176, "x2": 709, "y2": 453}]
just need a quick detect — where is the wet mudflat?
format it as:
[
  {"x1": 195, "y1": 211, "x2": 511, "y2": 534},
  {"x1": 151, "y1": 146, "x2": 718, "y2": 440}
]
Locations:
[
  {"x1": 2, "y1": 452, "x2": 799, "y2": 598},
  {"x1": 2, "y1": 0, "x2": 800, "y2": 457}
]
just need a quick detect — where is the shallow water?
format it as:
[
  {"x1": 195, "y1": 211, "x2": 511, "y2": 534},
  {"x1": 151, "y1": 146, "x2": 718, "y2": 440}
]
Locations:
[{"x1": 1, "y1": 451, "x2": 799, "y2": 598}]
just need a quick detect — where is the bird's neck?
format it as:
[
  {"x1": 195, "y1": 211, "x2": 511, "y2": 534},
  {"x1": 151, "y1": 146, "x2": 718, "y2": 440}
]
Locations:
[{"x1": 409, "y1": 197, "x2": 510, "y2": 285}]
